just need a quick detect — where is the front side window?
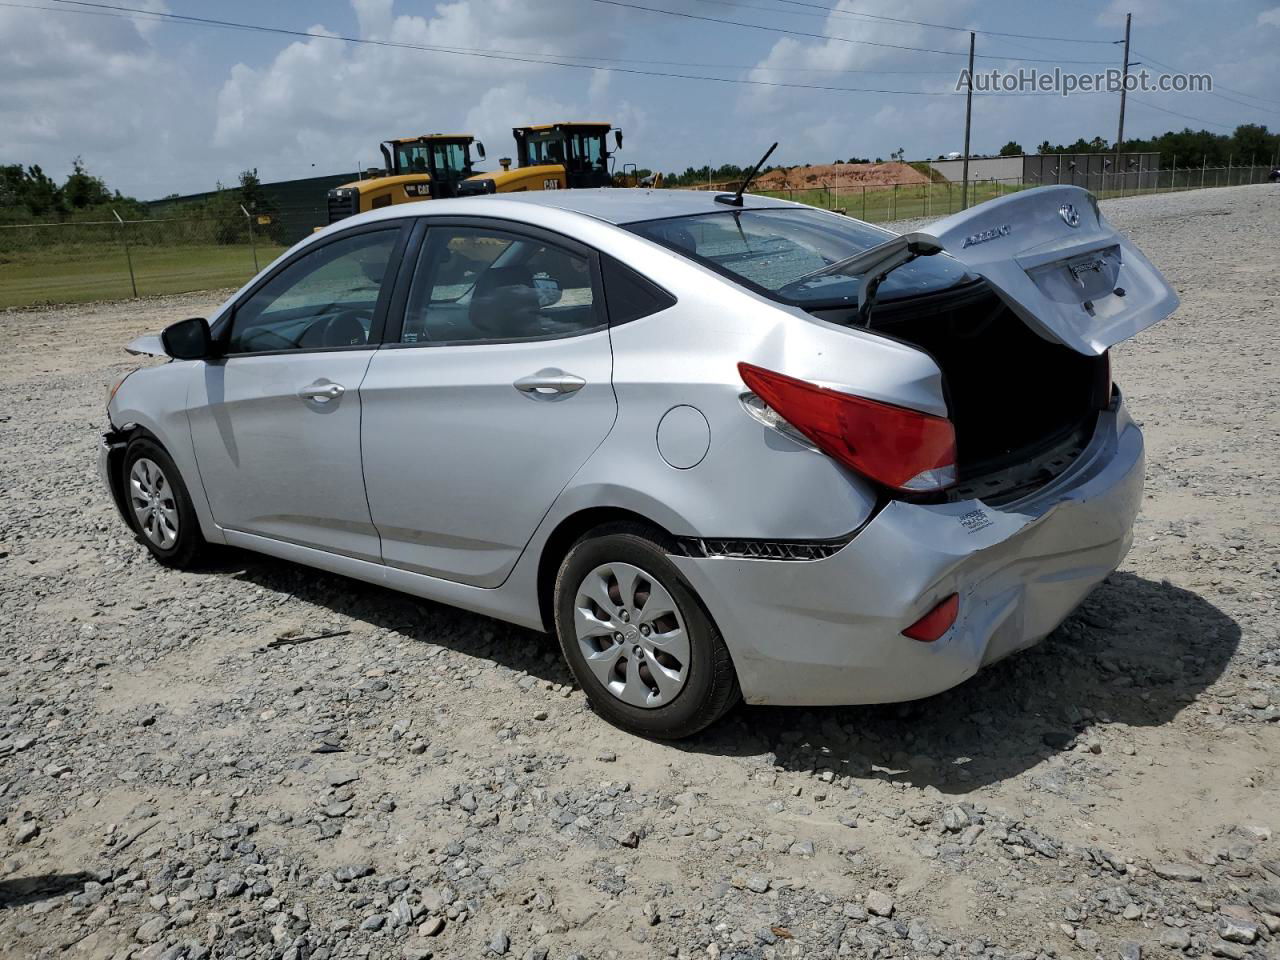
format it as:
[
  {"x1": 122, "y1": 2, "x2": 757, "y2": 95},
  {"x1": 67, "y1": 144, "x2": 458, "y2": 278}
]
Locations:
[
  {"x1": 523, "y1": 132, "x2": 565, "y2": 166},
  {"x1": 396, "y1": 144, "x2": 430, "y2": 174},
  {"x1": 571, "y1": 132, "x2": 605, "y2": 171},
  {"x1": 629, "y1": 208, "x2": 972, "y2": 306},
  {"x1": 400, "y1": 226, "x2": 601, "y2": 344},
  {"x1": 228, "y1": 230, "x2": 399, "y2": 354}
]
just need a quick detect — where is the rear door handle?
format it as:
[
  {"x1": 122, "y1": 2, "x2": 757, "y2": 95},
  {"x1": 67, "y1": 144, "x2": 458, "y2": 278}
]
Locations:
[
  {"x1": 299, "y1": 381, "x2": 345, "y2": 402},
  {"x1": 513, "y1": 369, "x2": 586, "y2": 400}
]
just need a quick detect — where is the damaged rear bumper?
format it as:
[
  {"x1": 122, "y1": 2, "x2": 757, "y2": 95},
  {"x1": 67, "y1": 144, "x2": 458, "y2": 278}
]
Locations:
[{"x1": 671, "y1": 396, "x2": 1144, "y2": 706}]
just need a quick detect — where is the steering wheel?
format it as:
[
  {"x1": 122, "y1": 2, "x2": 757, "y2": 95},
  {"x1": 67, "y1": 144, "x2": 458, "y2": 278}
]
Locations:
[
  {"x1": 239, "y1": 327, "x2": 297, "y2": 351},
  {"x1": 301, "y1": 308, "x2": 370, "y2": 348}
]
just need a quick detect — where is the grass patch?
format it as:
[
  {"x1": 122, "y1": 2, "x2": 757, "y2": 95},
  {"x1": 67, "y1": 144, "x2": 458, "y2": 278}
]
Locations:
[
  {"x1": 755, "y1": 173, "x2": 1271, "y2": 222},
  {"x1": 0, "y1": 243, "x2": 286, "y2": 309},
  {"x1": 908, "y1": 162, "x2": 950, "y2": 183},
  {"x1": 754, "y1": 179, "x2": 1031, "y2": 221}
]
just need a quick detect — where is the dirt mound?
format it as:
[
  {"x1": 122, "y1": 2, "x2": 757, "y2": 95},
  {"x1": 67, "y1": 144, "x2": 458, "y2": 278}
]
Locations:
[{"x1": 754, "y1": 160, "x2": 929, "y2": 189}]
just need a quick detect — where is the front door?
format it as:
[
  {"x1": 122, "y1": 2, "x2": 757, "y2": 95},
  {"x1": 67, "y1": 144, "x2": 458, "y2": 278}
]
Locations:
[
  {"x1": 187, "y1": 224, "x2": 407, "y2": 561},
  {"x1": 360, "y1": 220, "x2": 617, "y2": 587}
]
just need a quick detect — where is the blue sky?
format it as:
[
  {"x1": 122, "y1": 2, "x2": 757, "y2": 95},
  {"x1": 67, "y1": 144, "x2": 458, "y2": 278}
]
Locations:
[{"x1": 4, "y1": 0, "x2": 1279, "y2": 199}]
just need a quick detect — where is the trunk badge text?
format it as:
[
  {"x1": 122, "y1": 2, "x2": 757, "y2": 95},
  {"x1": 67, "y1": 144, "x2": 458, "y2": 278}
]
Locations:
[
  {"x1": 1059, "y1": 203, "x2": 1081, "y2": 227},
  {"x1": 960, "y1": 224, "x2": 1011, "y2": 248}
]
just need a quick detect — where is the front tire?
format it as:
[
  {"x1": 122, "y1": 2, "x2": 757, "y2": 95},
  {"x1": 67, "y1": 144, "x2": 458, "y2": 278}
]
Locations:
[
  {"x1": 554, "y1": 522, "x2": 739, "y2": 739},
  {"x1": 121, "y1": 438, "x2": 207, "y2": 569}
]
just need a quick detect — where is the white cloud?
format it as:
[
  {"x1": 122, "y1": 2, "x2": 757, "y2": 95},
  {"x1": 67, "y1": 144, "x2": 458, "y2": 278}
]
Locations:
[
  {"x1": 1095, "y1": 0, "x2": 1176, "y2": 27},
  {"x1": 733, "y1": 0, "x2": 981, "y2": 163},
  {"x1": 0, "y1": 1, "x2": 200, "y2": 190},
  {"x1": 4, "y1": 0, "x2": 1277, "y2": 198},
  {"x1": 1, "y1": 0, "x2": 645, "y2": 197},
  {"x1": 209, "y1": 0, "x2": 643, "y2": 187}
]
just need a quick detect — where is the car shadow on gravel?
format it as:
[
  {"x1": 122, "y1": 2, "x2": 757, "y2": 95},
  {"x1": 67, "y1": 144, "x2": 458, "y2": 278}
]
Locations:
[
  {"x1": 687, "y1": 572, "x2": 1241, "y2": 794},
  {"x1": 216, "y1": 551, "x2": 573, "y2": 687},
  {"x1": 0, "y1": 872, "x2": 94, "y2": 908}
]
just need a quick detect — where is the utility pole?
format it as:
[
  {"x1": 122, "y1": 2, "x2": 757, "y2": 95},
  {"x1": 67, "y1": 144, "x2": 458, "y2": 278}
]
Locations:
[
  {"x1": 961, "y1": 31, "x2": 974, "y2": 209},
  {"x1": 1113, "y1": 12, "x2": 1132, "y2": 196}
]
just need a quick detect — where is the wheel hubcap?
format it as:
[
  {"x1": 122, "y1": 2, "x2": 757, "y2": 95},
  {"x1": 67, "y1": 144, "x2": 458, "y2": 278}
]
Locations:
[
  {"x1": 128, "y1": 457, "x2": 179, "y2": 549},
  {"x1": 573, "y1": 561, "x2": 690, "y2": 709}
]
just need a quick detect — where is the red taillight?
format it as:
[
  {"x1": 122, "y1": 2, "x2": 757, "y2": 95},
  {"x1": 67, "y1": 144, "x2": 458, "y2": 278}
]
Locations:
[
  {"x1": 902, "y1": 593, "x2": 959, "y2": 642},
  {"x1": 738, "y1": 362, "x2": 957, "y2": 492}
]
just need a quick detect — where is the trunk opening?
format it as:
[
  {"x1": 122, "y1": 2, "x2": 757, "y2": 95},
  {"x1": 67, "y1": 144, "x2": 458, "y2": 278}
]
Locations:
[{"x1": 812, "y1": 280, "x2": 1110, "y2": 503}]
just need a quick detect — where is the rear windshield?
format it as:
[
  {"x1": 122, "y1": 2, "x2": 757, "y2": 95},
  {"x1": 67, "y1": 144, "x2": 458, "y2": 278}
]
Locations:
[{"x1": 628, "y1": 207, "x2": 972, "y2": 306}]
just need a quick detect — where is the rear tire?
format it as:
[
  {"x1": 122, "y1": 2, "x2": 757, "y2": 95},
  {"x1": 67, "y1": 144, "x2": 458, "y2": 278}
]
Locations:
[
  {"x1": 121, "y1": 438, "x2": 207, "y2": 569},
  {"x1": 554, "y1": 522, "x2": 740, "y2": 739}
]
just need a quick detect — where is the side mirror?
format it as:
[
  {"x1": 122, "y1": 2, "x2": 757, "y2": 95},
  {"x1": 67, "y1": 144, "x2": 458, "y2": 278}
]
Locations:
[
  {"x1": 161, "y1": 317, "x2": 213, "y2": 360},
  {"x1": 614, "y1": 130, "x2": 623, "y2": 151},
  {"x1": 533, "y1": 275, "x2": 563, "y2": 308},
  {"x1": 475, "y1": 141, "x2": 486, "y2": 160}
]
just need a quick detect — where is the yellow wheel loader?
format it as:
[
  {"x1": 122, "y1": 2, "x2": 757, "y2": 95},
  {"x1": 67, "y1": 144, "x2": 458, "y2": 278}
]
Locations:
[
  {"x1": 324, "y1": 134, "x2": 486, "y2": 225},
  {"x1": 457, "y1": 122, "x2": 658, "y2": 195}
]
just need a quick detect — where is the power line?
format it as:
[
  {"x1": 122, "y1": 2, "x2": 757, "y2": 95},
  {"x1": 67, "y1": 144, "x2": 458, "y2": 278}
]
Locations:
[
  {"x1": 1132, "y1": 49, "x2": 1280, "y2": 110},
  {"x1": 15, "y1": 0, "x2": 1112, "y2": 97},
  {"x1": 1127, "y1": 96, "x2": 1236, "y2": 131},
  {"x1": 0, "y1": 0, "x2": 945, "y2": 74},
  {"x1": 582, "y1": 0, "x2": 1122, "y2": 65},
  {"x1": 19, "y1": 0, "x2": 1280, "y2": 141},
  {"x1": 753, "y1": 0, "x2": 1120, "y2": 44},
  {"x1": 21, "y1": 0, "x2": 957, "y2": 92}
]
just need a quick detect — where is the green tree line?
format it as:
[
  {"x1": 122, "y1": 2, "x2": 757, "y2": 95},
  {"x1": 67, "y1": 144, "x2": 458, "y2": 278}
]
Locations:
[
  {"x1": 1024, "y1": 123, "x2": 1279, "y2": 168},
  {"x1": 1, "y1": 158, "x2": 281, "y2": 251},
  {"x1": 0, "y1": 157, "x2": 146, "y2": 223}
]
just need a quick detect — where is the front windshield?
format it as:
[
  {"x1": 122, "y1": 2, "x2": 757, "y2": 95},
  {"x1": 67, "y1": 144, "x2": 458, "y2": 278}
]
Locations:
[{"x1": 629, "y1": 208, "x2": 972, "y2": 306}]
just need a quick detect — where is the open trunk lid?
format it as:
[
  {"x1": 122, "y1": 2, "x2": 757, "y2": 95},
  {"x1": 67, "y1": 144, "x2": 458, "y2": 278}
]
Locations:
[{"x1": 865, "y1": 185, "x2": 1178, "y2": 356}]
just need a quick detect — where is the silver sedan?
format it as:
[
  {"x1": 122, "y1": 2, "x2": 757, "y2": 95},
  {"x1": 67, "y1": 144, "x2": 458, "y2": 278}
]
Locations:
[{"x1": 100, "y1": 186, "x2": 1177, "y2": 738}]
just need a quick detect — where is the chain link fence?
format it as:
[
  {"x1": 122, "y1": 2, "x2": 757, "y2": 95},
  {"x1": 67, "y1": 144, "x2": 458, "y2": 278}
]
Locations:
[
  {"x1": 0, "y1": 204, "x2": 325, "y2": 309},
  {"x1": 751, "y1": 164, "x2": 1278, "y2": 221},
  {"x1": 2, "y1": 168, "x2": 1276, "y2": 309}
]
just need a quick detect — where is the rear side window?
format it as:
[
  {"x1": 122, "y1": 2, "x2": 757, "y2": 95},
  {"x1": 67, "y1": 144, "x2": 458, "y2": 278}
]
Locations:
[
  {"x1": 600, "y1": 256, "x2": 676, "y2": 325},
  {"x1": 400, "y1": 225, "x2": 604, "y2": 344}
]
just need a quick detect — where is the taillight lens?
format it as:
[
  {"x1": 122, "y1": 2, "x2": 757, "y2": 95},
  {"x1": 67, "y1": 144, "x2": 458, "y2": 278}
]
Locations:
[{"x1": 738, "y1": 362, "x2": 957, "y2": 492}]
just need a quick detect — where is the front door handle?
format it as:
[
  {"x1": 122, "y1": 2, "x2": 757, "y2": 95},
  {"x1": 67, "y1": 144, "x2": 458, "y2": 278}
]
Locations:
[
  {"x1": 513, "y1": 369, "x2": 586, "y2": 400},
  {"x1": 299, "y1": 381, "x2": 345, "y2": 402}
]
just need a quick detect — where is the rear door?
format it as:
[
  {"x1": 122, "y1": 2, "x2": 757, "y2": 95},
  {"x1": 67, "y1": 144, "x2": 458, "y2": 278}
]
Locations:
[
  {"x1": 187, "y1": 223, "x2": 408, "y2": 562},
  {"x1": 894, "y1": 185, "x2": 1178, "y2": 355},
  {"x1": 359, "y1": 218, "x2": 617, "y2": 587}
]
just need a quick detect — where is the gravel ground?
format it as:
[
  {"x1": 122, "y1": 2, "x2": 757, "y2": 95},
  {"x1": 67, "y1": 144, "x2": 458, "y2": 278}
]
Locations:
[{"x1": 1, "y1": 184, "x2": 1278, "y2": 960}]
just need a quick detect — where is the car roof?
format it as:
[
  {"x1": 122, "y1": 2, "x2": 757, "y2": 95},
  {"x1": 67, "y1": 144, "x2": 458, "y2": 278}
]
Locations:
[{"x1": 488, "y1": 188, "x2": 798, "y2": 225}]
